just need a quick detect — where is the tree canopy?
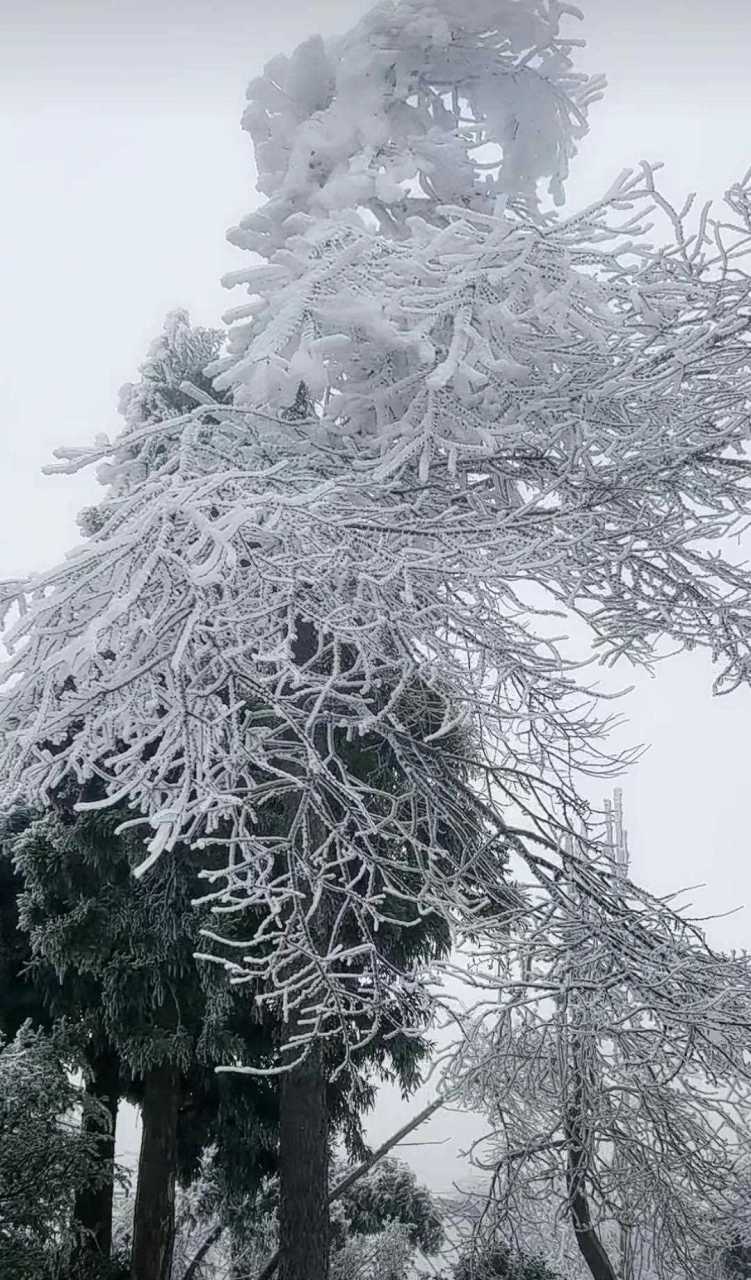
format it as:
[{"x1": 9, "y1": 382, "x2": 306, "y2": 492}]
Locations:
[{"x1": 4, "y1": 4, "x2": 751, "y2": 1280}]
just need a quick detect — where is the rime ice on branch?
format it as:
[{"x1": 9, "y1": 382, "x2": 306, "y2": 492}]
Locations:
[
  {"x1": 447, "y1": 807, "x2": 751, "y2": 1280},
  {"x1": 230, "y1": 0, "x2": 604, "y2": 265},
  {"x1": 2, "y1": 1, "x2": 751, "y2": 1065}
]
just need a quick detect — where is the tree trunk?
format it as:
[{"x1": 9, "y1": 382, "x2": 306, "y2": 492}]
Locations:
[
  {"x1": 565, "y1": 1039, "x2": 618, "y2": 1280},
  {"x1": 73, "y1": 1048, "x2": 120, "y2": 1264},
  {"x1": 256, "y1": 1094, "x2": 449, "y2": 1280},
  {"x1": 275, "y1": 614, "x2": 331, "y2": 1280},
  {"x1": 567, "y1": 1173, "x2": 618, "y2": 1280},
  {"x1": 277, "y1": 1027, "x2": 330, "y2": 1280},
  {"x1": 130, "y1": 1062, "x2": 181, "y2": 1280}
]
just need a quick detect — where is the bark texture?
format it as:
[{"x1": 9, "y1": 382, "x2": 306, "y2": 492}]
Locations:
[
  {"x1": 130, "y1": 1062, "x2": 181, "y2": 1280},
  {"x1": 277, "y1": 1028, "x2": 330, "y2": 1280}
]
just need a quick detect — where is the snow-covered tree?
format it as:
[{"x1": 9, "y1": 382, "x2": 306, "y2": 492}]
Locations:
[
  {"x1": 4, "y1": 3, "x2": 751, "y2": 1279},
  {"x1": 445, "y1": 806, "x2": 751, "y2": 1280},
  {"x1": 230, "y1": 0, "x2": 604, "y2": 259},
  {"x1": 329, "y1": 1219, "x2": 414, "y2": 1280},
  {"x1": 169, "y1": 1156, "x2": 443, "y2": 1280},
  {"x1": 1, "y1": 805, "x2": 128, "y2": 1271},
  {"x1": 0, "y1": 0, "x2": 618, "y2": 1059},
  {"x1": 0, "y1": 1025, "x2": 121, "y2": 1280},
  {"x1": 0, "y1": 316, "x2": 277, "y2": 1280},
  {"x1": 330, "y1": 1154, "x2": 444, "y2": 1260},
  {"x1": 0, "y1": 810, "x2": 51, "y2": 1040},
  {"x1": 447, "y1": 1239, "x2": 560, "y2": 1280}
]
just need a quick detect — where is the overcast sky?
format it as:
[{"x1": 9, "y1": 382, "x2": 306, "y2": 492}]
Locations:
[{"x1": 3, "y1": 0, "x2": 751, "y2": 1192}]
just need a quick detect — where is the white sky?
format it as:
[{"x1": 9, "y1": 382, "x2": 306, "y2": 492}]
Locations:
[{"x1": 3, "y1": 0, "x2": 751, "y2": 1197}]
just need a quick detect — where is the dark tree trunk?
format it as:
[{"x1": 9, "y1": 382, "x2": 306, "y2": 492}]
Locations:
[
  {"x1": 565, "y1": 1036, "x2": 618, "y2": 1280},
  {"x1": 275, "y1": 614, "x2": 331, "y2": 1280},
  {"x1": 73, "y1": 1048, "x2": 120, "y2": 1264},
  {"x1": 278, "y1": 1025, "x2": 330, "y2": 1280},
  {"x1": 567, "y1": 1168, "x2": 618, "y2": 1280},
  {"x1": 130, "y1": 1062, "x2": 181, "y2": 1280},
  {"x1": 256, "y1": 1096, "x2": 447, "y2": 1280}
]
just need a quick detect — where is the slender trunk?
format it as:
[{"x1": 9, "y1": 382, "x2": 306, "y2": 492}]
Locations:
[
  {"x1": 618, "y1": 1221, "x2": 635, "y2": 1280},
  {"x1": 565, "y1": 1034, "x2": 618, "y2": 1280},
  {"x1": 73, "y1": 1049, "x2": 120, "y2": 1264},
  {"x1": 276, "y1": 615, "x2": 330, "y2": 1280},
  {"x1": 566, "y1": 1167, "x2": 618, "y2": 1280},
  {"x1": 277, "y1": 1024, "x2": 329, "y2": 1280},
  {"x1": 130, "y1": 1063, "x2": 181, "y2": 1280}
]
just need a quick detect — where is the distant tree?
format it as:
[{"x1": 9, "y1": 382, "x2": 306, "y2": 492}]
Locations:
[
  {"x1": 451, "y1": 1242, "x2": 560, "y2": 1280},
  {"x1": 329, "y1": 1220, "x2": 414, "y2": 1280},
  {"x1": 448, "y1": 817, "x2": 751, "y2": 1280},
  {"x1": 329, "y1": 1157, "x2": 445, "y2": 1280}
]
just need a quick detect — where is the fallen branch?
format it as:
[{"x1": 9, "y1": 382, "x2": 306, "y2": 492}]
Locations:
[
  {"x1": 181, "y1": 1223, "x2": 224, "y2": 1280},
  {"x1": 255, "y1": 1093, "x2": 449, "y2": 1280}
]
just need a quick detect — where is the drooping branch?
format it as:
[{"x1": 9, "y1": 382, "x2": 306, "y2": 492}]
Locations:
[{"x1": 447, "y1": 829, "x2": 751, "y2": 1280}]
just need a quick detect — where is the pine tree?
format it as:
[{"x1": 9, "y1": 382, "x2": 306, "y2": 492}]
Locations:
[
  {"x1": 0, "y1": 1025, "x2": 116, "y2": 1280},
  {"x1": 5, "y1": 310, "x2": 454, "y2": 1280},
  {"x1": 0, "y1": 813, "x2": 121, "y2": 1273},
  {"x1": 0, "y1": 810, "x2": 50, "y2": 1040},
  {"x1": 12, "y1": 803, "x2": 280, "y2": 1280}
]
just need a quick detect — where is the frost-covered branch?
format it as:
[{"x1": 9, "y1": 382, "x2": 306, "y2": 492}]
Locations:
[
  {"x1": 2, "y1": 4, "x2": 751, "y2": 1072},
  {"x1": 446, "y1": 823, "x2": 751, "y2": 1280}
]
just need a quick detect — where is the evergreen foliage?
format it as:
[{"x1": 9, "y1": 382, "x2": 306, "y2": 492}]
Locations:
[
  {"x1": 8, "y1": 801, "x2": 280, "y2": 1277},
  {"x1": 0, "y1": 1026, "x2": 117, "y2": 1280},
  {"x1": 172, "y1": 1156, "x2": 445, "y2": 1280},
  {"x1": 332, "y1": 1155, "x2": 444, "y2": 1256},
  {"x1": 0, "y1": 808, "x2": 49, "y2": 1039},
  {"x1": 451, "y1": 1242, "x2": 560, "y2": 1280},
  {"x1": 1, "y1": 304, "x2": 455, "y2": 1279},
  {"x1": 15, "y1": 808, "x2": 237, "y2": 1083}
]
